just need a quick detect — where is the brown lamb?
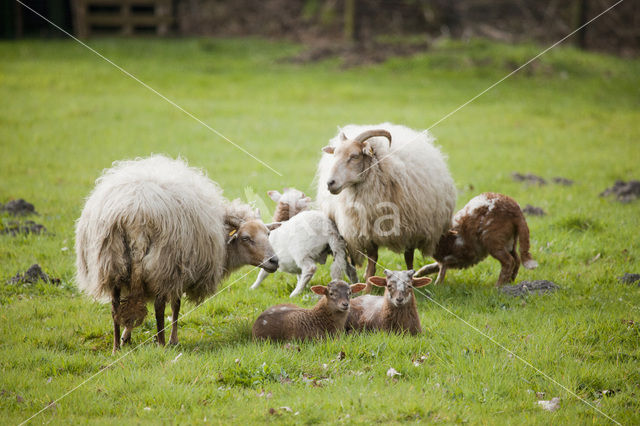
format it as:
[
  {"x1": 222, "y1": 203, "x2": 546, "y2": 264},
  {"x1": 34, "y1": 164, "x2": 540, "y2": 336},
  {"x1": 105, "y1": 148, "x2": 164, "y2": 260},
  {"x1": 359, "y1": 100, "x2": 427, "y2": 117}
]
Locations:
[
  {"x1": 415, "y1": 192, "x2": 538, "y2": 286},
  {"x1": 346, "y1": 269, "x2": 431, "y2": 335},
  {"x1": 252, "y1": 280, "x2": 366, "y2": 341}
]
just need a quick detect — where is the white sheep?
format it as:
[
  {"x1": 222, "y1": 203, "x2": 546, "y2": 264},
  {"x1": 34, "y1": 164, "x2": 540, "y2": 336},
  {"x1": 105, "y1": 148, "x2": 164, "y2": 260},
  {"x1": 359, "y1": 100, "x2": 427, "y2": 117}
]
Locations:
[
  {"x1": 75, "y1": 155, "x2": 280, "y2": 353},
  {"x1": 251, "y1": 188, "x2": 359, "y2": 297},
  {"x1": 316, "y1": 123, "x2": 457, "y2": 291}
]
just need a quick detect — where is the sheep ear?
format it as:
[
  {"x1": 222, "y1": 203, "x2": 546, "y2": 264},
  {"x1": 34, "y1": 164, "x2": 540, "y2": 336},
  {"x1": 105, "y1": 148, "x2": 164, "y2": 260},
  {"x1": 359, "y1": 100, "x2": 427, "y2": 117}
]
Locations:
[
  {"x1": 367, "y1": 276, "x2": 387, "y2": 287},
  {"x1": 412, "y1": 277, "x2": 432, "y2": 288},
  {"x1": 339, "y1": 132, "x2": 347, "y2": 142},
  {"x1": 351, "y1": 283, "x2": 366, "y2": 294},
  {"x1": 265, "y1": 222, "x2": 281, "y2": 231},
  {"x1": 226, "y1": 229, "x2": 238, "y2": 244},
  {"x1": 296, "y1": 196, "x2": 311, "y2": 209},
  {"x1": 267, "y1": 190, "x2": 282, "y2": 202},
  {"x1": 322, "y1": 146, "x2": 335, "y2": 154},
  {"x1": 362, "y1": 141, "x2": 374, "y2": 157},
  {"x1": 311, "y1": 285, "x2": 327, "y2": 295}
]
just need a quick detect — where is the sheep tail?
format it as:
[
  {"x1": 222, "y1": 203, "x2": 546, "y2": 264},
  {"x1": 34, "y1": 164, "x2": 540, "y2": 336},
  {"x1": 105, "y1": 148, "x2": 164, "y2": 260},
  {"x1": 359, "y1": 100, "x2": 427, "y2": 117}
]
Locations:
[
  {"x1": 328, "y1": 222, "x2": 359, "y2": 283},
  {"x1": 516, "y1": 213, "x2": 538, "y2": 270}
]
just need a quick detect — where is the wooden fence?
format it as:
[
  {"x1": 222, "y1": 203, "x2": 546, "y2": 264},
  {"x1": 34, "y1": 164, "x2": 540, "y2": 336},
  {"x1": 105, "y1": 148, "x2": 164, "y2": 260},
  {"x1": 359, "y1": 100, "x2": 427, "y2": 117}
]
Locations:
[{"x1": 72, "y1": 0, "x2": 172, "y2": 37}]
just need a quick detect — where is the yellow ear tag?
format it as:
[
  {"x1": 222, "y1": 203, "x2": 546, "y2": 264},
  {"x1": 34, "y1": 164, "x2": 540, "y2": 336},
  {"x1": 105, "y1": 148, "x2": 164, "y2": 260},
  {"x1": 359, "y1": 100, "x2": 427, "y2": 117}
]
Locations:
[{"x1": 229, "y1": 229, "x2": 237, "y2": 237}]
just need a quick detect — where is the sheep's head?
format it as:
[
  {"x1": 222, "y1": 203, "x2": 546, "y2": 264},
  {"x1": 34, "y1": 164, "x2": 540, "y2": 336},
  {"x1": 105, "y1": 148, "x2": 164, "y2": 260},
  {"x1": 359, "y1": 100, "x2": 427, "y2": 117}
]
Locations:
[
  {"x1": 311, "y1": 280, "x2": 366, "y2": 313},
  {"x1": 226, "y1": 215, "x2": 281, "y2": 273},
  {"x1": 268, "y1": 187, "x2": 311, "y2": 222},
  {"x1": 368, "y1": 269, "x2": 431, "y2": 307},
  {"x1": 322, "y1": 129, "x2": 392, "y2": 194}
]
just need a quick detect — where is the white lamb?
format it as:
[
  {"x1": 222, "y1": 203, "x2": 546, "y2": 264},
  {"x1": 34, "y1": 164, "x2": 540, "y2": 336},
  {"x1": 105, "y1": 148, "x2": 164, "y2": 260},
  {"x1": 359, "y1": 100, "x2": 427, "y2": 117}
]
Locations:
[{"x1": 251, "y1": 188, "x2": 359, "y2": 297}]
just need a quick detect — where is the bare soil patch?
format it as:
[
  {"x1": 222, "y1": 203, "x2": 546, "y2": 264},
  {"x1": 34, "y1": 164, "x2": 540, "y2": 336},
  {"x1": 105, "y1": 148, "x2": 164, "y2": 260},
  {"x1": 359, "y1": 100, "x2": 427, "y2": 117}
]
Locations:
[
  {"x1": 284, "y1": 41, "x2": 429, "y2": 68},
  {"x1": 1, "y1": 199, "x2": 37, "y2": 216},
  {"x1": 600, "y1": 180, "x2": 640, "y2": 203},
  {"x1": 500, "y1": 280, "x2": 559, "y2": 297},
  {"x1": 522, "y1": 204, "x2": 546, "y2": 216},
  {"x1": 8, "y1": 264, "x2": 60, "y2": 285},
  {"x1": 511, "y1": 172, "x2": 547, "y2": 186},
  {"x1": 618, "y1": 273, "x2": 640, "y2": 286},
  {"x1": 1, "y1": 220, "x2": 46, "y2": 236}
]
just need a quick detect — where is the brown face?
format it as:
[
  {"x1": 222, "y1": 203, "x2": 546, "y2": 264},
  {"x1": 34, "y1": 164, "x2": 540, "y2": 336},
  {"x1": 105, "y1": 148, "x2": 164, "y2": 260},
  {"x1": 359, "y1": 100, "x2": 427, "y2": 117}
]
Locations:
[
  {"x1": 368, "y1": 270, "x2": 431, "y2": 307},
  {"x1": 311, "y1": 280, "x2": 366, "y2": 312},
  {"x1": 233, "y1": 220, "x2": 280, "y2": 272}
]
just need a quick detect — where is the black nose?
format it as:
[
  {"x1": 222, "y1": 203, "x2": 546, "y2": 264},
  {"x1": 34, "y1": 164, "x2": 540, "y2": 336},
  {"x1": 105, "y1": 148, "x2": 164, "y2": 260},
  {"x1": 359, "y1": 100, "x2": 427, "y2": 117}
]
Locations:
[
  {"x1": 268, "y1": 256, "x2": 279, "y2": 267},
  {"x1": 327, "y1": 179, "x2": 336, "y2": 189},
  {"x1": 341, "y1": 302, "x2": 349, "y2": 309},
  {"x1": 396, "y1": 297, "x2": 404, "y2": 303}
]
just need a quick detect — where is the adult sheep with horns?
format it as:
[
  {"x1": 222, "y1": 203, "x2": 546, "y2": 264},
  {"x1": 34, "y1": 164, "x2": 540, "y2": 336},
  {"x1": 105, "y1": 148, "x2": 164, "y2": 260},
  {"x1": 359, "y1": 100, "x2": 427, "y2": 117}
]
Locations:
[{"x1": 316, "y1": 123, "x2": 456, "y2": 291}]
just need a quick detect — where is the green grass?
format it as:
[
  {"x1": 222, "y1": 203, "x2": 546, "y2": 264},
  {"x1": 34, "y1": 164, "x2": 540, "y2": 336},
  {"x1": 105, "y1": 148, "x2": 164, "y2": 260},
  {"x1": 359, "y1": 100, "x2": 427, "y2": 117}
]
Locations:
[{"x1": 1, "y1": 37, "x2": 639, "y2": 424}]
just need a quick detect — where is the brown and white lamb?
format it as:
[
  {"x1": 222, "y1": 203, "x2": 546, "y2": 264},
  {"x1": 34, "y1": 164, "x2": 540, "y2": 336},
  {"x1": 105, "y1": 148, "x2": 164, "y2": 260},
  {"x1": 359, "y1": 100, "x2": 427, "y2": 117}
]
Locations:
[
  {"x1": 415, "y1": 192, "x2": 538, "y2": 286},
  {"x1": 346, "y1": 269, "x2": 431, "y2": 335},
  {"x1": 252, "y1": 280, "x2": 366, "y2": 341}
]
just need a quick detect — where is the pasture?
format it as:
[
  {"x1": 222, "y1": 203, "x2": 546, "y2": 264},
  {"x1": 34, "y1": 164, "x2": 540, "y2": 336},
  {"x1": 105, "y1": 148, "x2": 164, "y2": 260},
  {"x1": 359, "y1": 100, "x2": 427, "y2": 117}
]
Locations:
[{"x1": 1, "y1": 37, "x2": 639, "y2": 424}]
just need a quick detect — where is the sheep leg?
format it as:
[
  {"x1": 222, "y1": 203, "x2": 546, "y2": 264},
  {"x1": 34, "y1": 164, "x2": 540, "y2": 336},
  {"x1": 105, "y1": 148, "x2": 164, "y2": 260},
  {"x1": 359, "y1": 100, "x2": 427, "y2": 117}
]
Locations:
[
  {"x1": 404, "y1": 249, "x2": 414, "y2": 270},
  {"x1": 364, "y1": 245, "x2": 378, "y2": 293},
  {"x1": 250, "y1": 269, "x2": 270, "y2": 290},
  {"x1": 169, "y1": 297, "x2": 181, "y2": 345},
  {"x1": 290, "y1": 260, "x2": 317, "y2": 297},
  {"x1": 415, "y1": 262, "x2": 440, "y2": 277},
  {"x1": 434, "y1": 265, "x2": 447, "y2": 285},
  {"x1": 510, "y1": 248, "x2": 521, "y2": 282},
  {"x1": 111, "y1": 287, "x2": 121, "y2": 354},
  {"x1": 491, "y1": 249, "x2": 516, "y2": 287},
  {"x1": 154, "y1": 295, "x2": 166, "y2": 346}
]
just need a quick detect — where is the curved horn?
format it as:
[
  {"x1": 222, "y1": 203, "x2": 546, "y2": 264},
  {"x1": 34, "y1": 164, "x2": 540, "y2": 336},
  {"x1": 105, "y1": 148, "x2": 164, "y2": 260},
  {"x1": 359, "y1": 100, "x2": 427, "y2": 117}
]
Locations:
[{"x1": 353, "y1": 129, "x2": 392, "y2": 147}]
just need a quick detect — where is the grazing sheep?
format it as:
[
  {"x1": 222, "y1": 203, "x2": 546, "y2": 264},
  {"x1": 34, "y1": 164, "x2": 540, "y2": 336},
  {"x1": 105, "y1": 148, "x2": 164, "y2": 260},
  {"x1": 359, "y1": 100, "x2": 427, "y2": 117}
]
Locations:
[
  {"x1": 415, "y1": 192, "x2": 538, "y2": 286},
  {"x1": 346, "y1": 270, "x2": 431, "y2": 335},
  {"x1": 251, "y1": 188, "x2": 359, "y2": 297},
  {"x1": 316, "y1": 123, "x2": 456, "y2": 291},
  {"x1": 75, "y1": 155, "x2": 280, "y2": 353},
  {"x1": 252, "y1": 280, "x2": 366, "y2": 341},
  {"x1": 268, "y1": 187, "x2": 311, "y2": 222}
]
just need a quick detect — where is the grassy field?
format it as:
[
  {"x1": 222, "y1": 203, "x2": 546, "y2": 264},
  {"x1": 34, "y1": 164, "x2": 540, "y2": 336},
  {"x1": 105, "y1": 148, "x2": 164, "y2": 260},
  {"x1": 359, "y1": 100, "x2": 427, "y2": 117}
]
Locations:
[{"x1": 1, "y1": 37, "x2": 639, "y2": 424}]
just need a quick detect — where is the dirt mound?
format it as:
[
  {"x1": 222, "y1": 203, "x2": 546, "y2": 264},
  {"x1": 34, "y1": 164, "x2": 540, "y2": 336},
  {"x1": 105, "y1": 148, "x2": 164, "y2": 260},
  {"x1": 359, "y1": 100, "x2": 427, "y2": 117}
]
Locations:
[
  {"x1": 8, "y1": 264, "x2": 60, "y2": 285},
  {"x1": 522, "y1": 204, "x2": 546, "y2": 216},
  {"x1": 500, "y1": 280, "x2": 559, "y2": 297},
  {"x1": 552, "y1": 177, "x2": 574, "y2": 186},
  {"x1": 618, "y1": 273, "x2": 640, "y2": 286},
  {"x1": 512, "y1": 172, "x2": 547, "y2": 186},
  {"x1": 1, "y1": 199, "x2": 37, "y2": 216},
  {"x1": 600, "y1": 180, "x2": 640, "y2": 203},
  {"x1": 1, "y1": 220, "x2": 46, "y2": 236}
]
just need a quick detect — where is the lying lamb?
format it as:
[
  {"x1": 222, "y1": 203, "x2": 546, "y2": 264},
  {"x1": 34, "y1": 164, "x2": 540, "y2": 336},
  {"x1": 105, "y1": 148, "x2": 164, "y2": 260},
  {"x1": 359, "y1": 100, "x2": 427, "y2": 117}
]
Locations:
[
  {"x1": 252, "y1": 280, "x2": 366, "y2": 341},
  {"x1": 251, "y1": 188, "x2": 359, "y2": 297},
  {"x1": 415, "y1": 192, "x2": 538, "y2": 286},
  {"x1": 346, "y1": 269, "x2": 431, "y2": 335}
]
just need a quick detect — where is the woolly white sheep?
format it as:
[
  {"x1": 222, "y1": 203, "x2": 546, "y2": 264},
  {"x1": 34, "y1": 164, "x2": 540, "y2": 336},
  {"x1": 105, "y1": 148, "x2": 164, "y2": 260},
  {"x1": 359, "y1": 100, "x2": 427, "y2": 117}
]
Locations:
[
  {"x1": 316, "y1": 123, "x2": 456, "y2": 291},
  {"x1": 75, "y1": 155, "x2": 280, "y2": 353},
  {"x1": 251, "y1": 188, "x2": 359, "y2": 297}
]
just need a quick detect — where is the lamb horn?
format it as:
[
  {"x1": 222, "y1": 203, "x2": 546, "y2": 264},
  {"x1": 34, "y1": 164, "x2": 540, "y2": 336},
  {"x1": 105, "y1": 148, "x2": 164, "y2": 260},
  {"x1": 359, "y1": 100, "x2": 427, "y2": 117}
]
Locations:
[{"x1": 354, "y1": 129, "x2": 392, "y2": 147}]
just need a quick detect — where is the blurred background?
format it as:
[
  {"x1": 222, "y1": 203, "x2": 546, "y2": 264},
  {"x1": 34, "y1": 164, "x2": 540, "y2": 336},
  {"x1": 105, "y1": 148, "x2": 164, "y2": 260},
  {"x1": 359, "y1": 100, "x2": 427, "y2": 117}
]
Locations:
[{"x1": 2, "y1": 0, "x2": 638, "y2": 56}]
